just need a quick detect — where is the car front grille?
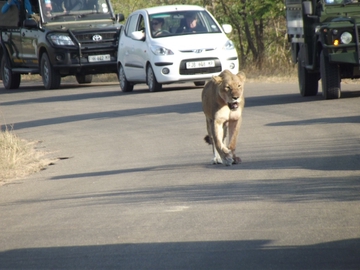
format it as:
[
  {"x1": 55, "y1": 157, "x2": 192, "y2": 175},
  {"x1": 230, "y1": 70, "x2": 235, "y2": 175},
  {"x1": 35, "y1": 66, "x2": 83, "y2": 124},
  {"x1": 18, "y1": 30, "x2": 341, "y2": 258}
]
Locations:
[
  {"x1": 179, "y1": 58, "x2": 222, "y2": 75},
  {"x1": 72, "y1": 31, "x2": 119, "y2": 50}
]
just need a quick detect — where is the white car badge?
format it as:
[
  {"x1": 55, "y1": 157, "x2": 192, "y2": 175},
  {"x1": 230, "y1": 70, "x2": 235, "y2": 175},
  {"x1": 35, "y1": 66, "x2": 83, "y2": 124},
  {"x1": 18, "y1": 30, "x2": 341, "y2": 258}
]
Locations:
[
  {"x1": 92, "y1": 35, "x2": 103, "y2": 41},
  {"x1": 193, "y1": 49, "x2": 204, "y2": 53}
]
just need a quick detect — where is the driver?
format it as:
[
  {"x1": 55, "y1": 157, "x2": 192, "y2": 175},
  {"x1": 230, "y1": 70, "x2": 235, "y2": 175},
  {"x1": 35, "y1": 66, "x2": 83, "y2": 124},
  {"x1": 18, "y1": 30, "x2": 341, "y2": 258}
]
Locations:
[
  {"x1": 63, "y1": 0, "x2": 84, "y2": 12},
  {"x1": 42, "y1": 0, "x2": 83, "y2": 14},
  {"x1": 151, "y1": 18, "x2": 164, "y2": 37}
]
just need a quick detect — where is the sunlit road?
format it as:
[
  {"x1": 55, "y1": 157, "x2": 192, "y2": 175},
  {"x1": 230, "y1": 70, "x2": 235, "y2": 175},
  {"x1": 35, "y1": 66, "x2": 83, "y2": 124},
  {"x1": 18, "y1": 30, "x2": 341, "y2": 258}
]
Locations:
[{"x1": 0, "y1": 79, "x2": 359, "y2": 269}]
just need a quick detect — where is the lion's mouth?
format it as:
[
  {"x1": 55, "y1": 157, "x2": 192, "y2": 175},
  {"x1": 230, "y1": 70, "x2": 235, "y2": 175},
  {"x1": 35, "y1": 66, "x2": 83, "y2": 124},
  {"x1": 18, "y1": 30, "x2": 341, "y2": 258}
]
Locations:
[{"x1": 228, "y1": 102, "x2": 239, "y2": 110}]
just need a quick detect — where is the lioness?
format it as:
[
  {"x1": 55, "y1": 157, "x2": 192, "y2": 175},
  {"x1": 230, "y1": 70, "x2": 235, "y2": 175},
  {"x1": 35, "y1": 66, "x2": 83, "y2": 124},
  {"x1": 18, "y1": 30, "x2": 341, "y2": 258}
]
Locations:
[{"x1": 201, "y1": 70, "x2": 246, "y2": 166}]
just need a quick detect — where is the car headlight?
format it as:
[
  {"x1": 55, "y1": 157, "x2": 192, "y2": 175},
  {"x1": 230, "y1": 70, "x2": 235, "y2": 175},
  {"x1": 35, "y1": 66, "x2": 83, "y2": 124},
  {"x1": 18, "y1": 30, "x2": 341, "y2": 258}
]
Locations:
[
  {"x1": 48, "y1": 34, "x2": 75, "y2": 46},
  {"x1": 340, "y1": 32, "x2": 352, "y2": 44},
  {"x1": 223, "y1": 40, "x2": 235, "y2": 50},
  {"x1": 150, "y1": 45, "x2": 174, "y2": 55}
]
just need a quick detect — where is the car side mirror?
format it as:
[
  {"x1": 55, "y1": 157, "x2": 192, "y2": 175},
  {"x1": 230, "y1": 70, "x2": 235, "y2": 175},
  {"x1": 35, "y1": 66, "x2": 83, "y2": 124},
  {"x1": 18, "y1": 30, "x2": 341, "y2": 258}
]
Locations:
[
  {"x1": 23, "y1": 19, "x2": 38, "y2": 28},
  {"x1": 222, "y1": 24, "x2": 233, "y2": 34},
  {"x1": 116, "y1": 13, "x2": 125, "y2": 22},
  {"x1": 303, "y1": 1, "x2": 313, "y2": 15},
  {"x1": 131, "y1": 31, "x2": 145, "y2": 41}
]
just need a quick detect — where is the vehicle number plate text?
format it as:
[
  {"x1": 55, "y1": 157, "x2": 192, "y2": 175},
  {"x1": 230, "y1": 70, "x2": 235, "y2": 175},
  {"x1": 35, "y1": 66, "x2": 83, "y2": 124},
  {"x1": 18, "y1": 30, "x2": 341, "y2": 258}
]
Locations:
[
  {"x1": 88, "y1": 54, "x2": 111, "y2": 62},
  {"x1": 186, "y1": 60, "x2": 215, "y2": 69}
]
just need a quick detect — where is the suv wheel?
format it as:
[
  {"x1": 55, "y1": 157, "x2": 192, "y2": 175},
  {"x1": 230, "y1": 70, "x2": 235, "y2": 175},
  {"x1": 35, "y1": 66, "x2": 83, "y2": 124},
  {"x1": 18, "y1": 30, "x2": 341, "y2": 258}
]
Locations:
[
  {"x1": 298, "y1": 46, "x2": 318, "y2": 96},
  {"x1": 146, "y1": 65, "x2": 162, "y2": 92},
  {"x1": 118, "y1": 65, "x2": 133, "y2": 92},
  {"x1": 41, "y1": 53, "x2": 61, "y2": 90},
  {"x1": 76, "y1": 74, "x2": 93, "y2": 84},
  {"x1": 1, "y1": 57, "x2": 21, "y2": 89},
  {"x1": 320, "y1": 51, "x2": 341, "y2": 99}
]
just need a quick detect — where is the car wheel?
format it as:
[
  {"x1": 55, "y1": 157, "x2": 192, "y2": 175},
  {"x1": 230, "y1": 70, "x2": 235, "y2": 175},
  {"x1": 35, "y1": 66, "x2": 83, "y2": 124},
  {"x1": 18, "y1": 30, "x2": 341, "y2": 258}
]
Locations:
[
  {"x1": 194, "y1": 81, "x2": 206, "y2": 87},
  {"x1": 76, "y1": 74, "x2": 93, "y2": 84},
  {"x1": 41, "y1": 53, "x2": 61, "y2": 90},
  {"x1": 146, "y1": 65, "x2": 162, "y2": 92},
  {"x1": 298, "y1": 46, "x2": 319, "y2": 97},
  {"x1": 320, "y1": 51, "x2": 341, "y2": 99},
  {"x1": 1, "y1": 56, "x2": 21, "y2": 90},
  {"x1": 118, "y1": 65, "x2": 133, "y2": 92}
]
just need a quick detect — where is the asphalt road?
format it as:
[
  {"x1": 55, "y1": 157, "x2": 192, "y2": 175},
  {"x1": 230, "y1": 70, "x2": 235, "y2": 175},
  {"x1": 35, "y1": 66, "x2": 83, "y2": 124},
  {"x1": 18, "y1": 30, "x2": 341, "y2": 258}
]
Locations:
[{"x1": 0, "y1": 79, "x2": 360, "y2": 269}]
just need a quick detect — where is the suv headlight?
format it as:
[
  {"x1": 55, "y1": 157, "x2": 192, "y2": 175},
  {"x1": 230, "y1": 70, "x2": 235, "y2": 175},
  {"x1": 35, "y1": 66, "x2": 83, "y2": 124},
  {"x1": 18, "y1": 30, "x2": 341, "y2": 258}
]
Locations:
[
  {"x1": 48, "y1": 34, "x2": 75, "y2": 46},
  {"x1": 150, "y1": 45, "x2": 174, "y2": 55},
  {"x1": 223, "y1": 40, "x2": 235, "y2": 50},
  {"x1": 340, "y1": 32, "x2": 352, "y2": 44}
]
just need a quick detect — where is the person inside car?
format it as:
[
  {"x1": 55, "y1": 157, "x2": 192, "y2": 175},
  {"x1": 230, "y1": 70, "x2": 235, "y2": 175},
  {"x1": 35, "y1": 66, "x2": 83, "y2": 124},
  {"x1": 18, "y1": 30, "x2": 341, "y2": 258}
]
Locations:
[
  {"x1": 176, "y1": 12, "x2": 206, "y2": 33},
  {"x1": 151, "y1": 18, "x2": 165, "y2": 37},
  {"x1": 1, "y1": 0, "x2": 33, "y2": 14},
  {"x1": 63, "y1": 0, "x2": 84, "y2": 12},
  {"x1": 42, "y1": 0, "x2": 83, "y2": 14}
]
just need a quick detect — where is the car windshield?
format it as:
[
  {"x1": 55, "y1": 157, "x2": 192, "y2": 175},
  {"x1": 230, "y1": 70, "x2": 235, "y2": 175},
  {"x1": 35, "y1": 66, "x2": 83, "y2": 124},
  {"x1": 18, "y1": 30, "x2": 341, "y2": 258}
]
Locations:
[
  {"x1": 149, "y1": 10, "x2": 221, "y2": 38},
  {"x1": 39, "y1": 0, "x2": 113, "y2": 23},
  {"x1": 325, "y1": 0, "x2": 357, "y2": 4}
]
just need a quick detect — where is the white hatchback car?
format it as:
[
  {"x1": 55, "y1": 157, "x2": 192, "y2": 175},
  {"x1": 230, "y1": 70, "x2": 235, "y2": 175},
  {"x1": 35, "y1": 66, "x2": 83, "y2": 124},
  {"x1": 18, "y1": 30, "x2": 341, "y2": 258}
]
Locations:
[{"x1": 117, "y1": 5, "x2": 239, "y2": 92}]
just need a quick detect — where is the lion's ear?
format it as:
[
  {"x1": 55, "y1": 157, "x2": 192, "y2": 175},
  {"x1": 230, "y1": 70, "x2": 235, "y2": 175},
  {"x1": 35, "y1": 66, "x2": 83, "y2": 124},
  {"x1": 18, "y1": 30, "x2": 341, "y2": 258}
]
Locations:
[
  {"x1": 212, "y1": 75, "x2": 222, "y2": 84},
  {"x1": 236, "y1": 71, "x2": 246, "y2": 82}
]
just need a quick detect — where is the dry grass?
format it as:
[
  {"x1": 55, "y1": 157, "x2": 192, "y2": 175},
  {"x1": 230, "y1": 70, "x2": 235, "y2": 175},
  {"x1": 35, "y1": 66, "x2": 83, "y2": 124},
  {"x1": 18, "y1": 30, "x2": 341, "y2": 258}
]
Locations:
[{"x1": 0, "y1": 127, "x2": 54, "y2": 186}]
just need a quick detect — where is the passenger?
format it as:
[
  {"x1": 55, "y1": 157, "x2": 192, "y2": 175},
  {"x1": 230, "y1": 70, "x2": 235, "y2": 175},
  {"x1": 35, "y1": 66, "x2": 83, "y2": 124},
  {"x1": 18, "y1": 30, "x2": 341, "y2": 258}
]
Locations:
[
  {"x1": 177, "y1": 12, "x2": 206, "y2": 33},
  {"x1": 1, "y1": 0, "x2": 33, "y2": 14}
]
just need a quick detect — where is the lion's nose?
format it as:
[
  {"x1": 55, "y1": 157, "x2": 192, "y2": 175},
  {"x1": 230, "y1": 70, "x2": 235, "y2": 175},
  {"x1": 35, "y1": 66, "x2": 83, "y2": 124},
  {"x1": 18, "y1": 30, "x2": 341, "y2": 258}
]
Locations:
[{"x1": 232, "y1": 96, "x2": 239, "y2": 101}]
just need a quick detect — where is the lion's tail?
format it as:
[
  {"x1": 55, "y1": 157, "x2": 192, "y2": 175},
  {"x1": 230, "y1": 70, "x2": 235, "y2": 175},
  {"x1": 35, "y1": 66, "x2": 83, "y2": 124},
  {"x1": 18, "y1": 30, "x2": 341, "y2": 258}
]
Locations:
[{"x1": 204, "y1": 135, "x2": 212, "y2": 145}]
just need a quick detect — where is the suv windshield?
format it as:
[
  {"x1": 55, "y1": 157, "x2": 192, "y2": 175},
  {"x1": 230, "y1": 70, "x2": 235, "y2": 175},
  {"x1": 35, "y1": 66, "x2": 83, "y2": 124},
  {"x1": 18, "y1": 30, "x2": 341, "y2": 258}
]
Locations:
[
  {"x1": 40, "y1": 0, "x2": 113, "y2": 23},
  {"x1": 149, "y1": 10, "x2": 221, "y2": 38},
  {"x1": 325, "y1": 0, "x2": 358, "y2": 4}
]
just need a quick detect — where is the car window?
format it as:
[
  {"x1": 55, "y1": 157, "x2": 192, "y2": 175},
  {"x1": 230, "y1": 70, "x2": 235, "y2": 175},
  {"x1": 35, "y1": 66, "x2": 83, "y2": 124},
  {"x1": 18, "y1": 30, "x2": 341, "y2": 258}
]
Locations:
[
  {"x1": 148, "y1": 10, "x2": 221, "y2": 38},
  {"x1": 137, "y1": 14, "x2": 145, "y2": 32},
  {"x1": 124, "y1": 14, "x2": 136, "y2": 37},
  {"x1": 324, "y1": 0, "x2": 343, "y2": 3},
  {"x1": 40, "y1": 0, "x2": 113, "y2": 23}
]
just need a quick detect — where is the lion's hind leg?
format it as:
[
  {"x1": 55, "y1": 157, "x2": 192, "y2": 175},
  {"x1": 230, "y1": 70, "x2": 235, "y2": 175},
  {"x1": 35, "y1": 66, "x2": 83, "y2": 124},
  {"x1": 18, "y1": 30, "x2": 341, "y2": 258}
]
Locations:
[
  {"x1": 232, "y1": 152, "x2": 242, "y2": 164},
  {"x1": 205, "y1": 119, "x2": 223, "y2": 164}
]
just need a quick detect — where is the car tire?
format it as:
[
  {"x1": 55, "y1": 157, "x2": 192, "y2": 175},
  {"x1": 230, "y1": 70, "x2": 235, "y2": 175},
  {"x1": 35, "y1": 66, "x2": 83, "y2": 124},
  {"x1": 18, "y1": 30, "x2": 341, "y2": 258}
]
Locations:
[
  {"x1": 118, "y1": 65, "x2": 133, "y2": 92},
  {"x1": 194, "y1": 81, "x2": 206, "y2": 87},
  {"x1": 76, "y1": 74, "x2": 93, "y2": 84},
  {"x1": 1, "y1": 56, "x2": 21, "y2": 90},
  {"x1": 41, "y1": 53, "x2": 61, "y2": 90},
  {"x1": 146, "y1": 65, "x2": 162, "y2": 92},
  {"x1": 320, "y1": 51, "x2": 341, "y2": 99},
  {"x1": 298, "y1": 46, "x2": 319, "y2": 97}
]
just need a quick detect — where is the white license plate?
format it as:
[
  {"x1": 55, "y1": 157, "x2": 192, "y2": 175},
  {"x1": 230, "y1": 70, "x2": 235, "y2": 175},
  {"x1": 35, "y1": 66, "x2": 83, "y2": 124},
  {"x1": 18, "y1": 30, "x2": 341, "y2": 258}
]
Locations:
[
  {"x1": 186, "y1": 60, "x2": 215, "y2": 69},
  {"x1": 88, "y1": 54, "x2": 111, "y2": 62}
]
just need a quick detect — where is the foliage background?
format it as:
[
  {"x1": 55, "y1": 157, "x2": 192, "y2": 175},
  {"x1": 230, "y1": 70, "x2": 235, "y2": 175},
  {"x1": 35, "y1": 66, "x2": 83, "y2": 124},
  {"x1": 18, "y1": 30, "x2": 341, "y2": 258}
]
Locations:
[{"x1": 111, "y1": 0, "x2": 296, "y2": 77}]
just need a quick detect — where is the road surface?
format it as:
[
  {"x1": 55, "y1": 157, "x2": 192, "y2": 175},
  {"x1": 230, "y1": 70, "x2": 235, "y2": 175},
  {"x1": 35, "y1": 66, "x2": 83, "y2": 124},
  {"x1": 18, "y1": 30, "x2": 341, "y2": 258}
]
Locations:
[{"x1": 0, "y1": 80, "x2": 359, "y2": 269}]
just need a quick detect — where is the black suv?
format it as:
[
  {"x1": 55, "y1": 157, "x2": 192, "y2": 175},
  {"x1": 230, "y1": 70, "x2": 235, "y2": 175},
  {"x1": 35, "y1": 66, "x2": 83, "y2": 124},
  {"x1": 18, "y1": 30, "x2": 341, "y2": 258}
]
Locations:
[{"x1": 0, "y1": 0, "x2": 124, "y2": 89}]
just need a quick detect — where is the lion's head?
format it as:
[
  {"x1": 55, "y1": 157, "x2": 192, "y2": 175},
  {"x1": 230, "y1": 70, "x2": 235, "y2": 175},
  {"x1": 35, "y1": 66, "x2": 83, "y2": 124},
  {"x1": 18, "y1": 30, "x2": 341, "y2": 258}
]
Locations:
[{"x1": 212, "y1": 70, "x2": 246, "y2": 110}]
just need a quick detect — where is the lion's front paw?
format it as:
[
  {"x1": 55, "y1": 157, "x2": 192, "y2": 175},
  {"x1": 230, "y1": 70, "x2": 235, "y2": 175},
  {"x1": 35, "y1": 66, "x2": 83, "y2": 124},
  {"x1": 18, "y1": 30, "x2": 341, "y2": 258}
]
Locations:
[{"x1": 222, "y1": 154, "x2": 234, "y2": 166}]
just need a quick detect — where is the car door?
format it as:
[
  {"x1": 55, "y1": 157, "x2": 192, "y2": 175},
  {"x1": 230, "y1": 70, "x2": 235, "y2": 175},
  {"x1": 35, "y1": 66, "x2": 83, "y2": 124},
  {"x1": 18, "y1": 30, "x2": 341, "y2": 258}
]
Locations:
[
  {"x1": 21, "y1": 25, "x2": 39, "y2": 68},
  {"x1": 121, "y1": 13, "x2": 147, "y2": 82}
]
